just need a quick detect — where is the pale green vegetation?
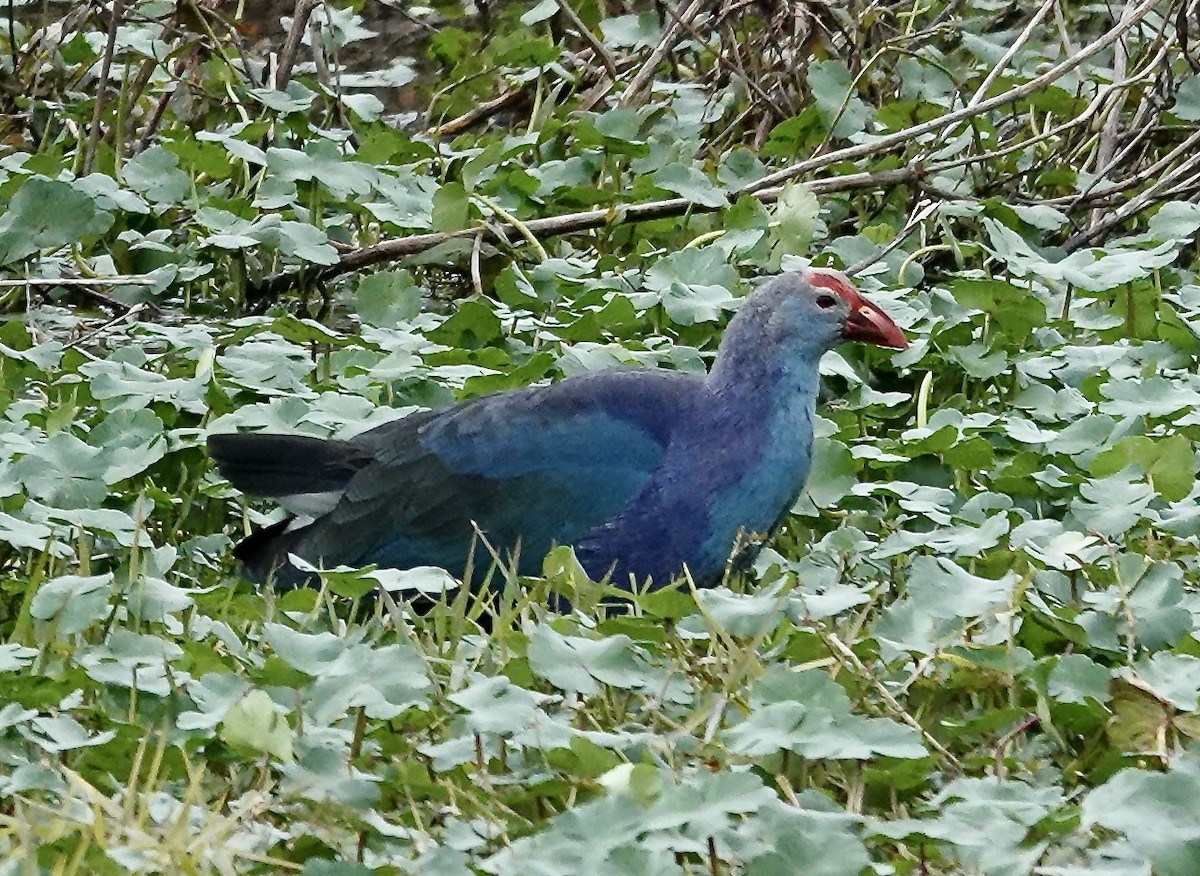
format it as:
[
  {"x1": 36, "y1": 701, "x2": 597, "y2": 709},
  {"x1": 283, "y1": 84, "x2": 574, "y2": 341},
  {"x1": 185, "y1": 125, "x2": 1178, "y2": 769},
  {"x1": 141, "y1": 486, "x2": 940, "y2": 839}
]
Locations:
[{"x1": 2, "y1": 0, "x2": 1200, "y2": 873}]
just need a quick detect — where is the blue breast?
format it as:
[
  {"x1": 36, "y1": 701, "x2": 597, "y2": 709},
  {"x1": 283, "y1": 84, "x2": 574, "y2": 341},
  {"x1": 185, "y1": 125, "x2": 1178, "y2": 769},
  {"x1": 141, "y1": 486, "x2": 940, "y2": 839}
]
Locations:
[{"x1": 575, "y1": 361, "x2": 819, "y2": 588}]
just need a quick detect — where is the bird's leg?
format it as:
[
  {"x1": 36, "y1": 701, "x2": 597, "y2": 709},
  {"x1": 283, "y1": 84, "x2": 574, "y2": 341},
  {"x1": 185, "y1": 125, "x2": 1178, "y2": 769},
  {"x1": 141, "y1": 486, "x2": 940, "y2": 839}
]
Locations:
[{"x1": 726, "y1": 527, "x2": 768, "y2": 580}]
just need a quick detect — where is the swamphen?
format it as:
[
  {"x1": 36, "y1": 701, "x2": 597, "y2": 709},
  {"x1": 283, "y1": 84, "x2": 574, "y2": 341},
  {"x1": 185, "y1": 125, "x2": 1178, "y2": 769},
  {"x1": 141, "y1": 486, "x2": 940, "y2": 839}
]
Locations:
[{"x1": 209, "y1": 268, "x2": 907, "y2": 592}]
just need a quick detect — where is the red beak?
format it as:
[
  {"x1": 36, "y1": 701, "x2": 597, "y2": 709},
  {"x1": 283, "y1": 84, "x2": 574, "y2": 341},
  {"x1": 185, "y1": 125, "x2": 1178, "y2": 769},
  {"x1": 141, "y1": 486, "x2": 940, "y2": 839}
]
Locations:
[{"x1": 806, "y1": 267, "x2": 909, "y2": 350}]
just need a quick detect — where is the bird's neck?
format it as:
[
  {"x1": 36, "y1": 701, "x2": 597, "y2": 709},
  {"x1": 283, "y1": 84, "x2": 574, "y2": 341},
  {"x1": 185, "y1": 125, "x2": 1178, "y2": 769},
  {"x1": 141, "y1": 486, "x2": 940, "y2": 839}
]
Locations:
[{"x1": 707, "y1": 316, "x2": 824, "y2": 408}]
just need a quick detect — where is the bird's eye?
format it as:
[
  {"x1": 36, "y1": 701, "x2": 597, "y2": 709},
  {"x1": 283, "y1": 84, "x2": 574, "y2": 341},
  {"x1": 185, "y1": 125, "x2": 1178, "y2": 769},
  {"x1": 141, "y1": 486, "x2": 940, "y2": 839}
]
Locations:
[{"x1": 816, "y1": 294, "x2": 837, "y2": 309}]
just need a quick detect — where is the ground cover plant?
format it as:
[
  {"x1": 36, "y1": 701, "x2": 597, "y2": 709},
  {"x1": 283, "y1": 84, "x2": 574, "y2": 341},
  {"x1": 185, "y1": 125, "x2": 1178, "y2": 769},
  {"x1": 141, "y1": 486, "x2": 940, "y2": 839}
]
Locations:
[{"x1": 3, "y1": 0, "x2": 1200, "y2": 872}]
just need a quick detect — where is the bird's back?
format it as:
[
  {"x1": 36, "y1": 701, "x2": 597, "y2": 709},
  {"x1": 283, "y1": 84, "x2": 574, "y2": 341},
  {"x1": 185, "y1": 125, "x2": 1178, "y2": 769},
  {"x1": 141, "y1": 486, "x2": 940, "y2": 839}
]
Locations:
[{"x1": 211, "y1": 367, "x2": 706, "y2": 587}]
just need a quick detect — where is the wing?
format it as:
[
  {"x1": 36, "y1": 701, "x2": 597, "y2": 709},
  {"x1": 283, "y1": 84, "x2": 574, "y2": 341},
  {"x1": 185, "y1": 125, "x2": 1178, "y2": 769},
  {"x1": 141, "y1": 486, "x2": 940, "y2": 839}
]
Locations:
[{"x1": 284, "y1": 368, "x2": 702, "y2": 580}]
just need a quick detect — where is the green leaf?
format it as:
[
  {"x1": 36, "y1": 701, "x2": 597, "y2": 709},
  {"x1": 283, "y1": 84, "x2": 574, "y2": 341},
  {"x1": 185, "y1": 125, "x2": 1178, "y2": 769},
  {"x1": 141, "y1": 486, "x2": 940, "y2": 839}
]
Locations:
[
  {"x1": 1122, "y1": 653, "x2": 1200, "y2": 711},
  {"x1": 800, "y1": 438, "x2": 857, "y2": 508},
  {"x1": 449, "y1": 674, "x2": 555, "y2": 736},
  {"x1": 601, "y1": 13, "x2": 660, "y2": 49},
  {"x1": 1091, "y1": 434, "x2": 1195, "y2": 503},
  {"x1": 637, "y1": 248, "x2": 738, "y2": 324},
  {"x1": 29, "y1": 574, "x2": 113, "y2": 636},
  {"x1": 808, "y1": 59, "x2": 871, "y2": 138},
  {"x1": 219, "y1": 689, "x2": 295, "y2": 762},
  {"x1": 428, "y1": 298, "x2": 504, "y2": 348},
  {"x1": 264, "y1": 141, "x2": 378, "y2": 198},
  {"x1": 262, "y1": 624, "x2": 431, "y2": 719},
  {"x1": 431, "y1": 181, "x2": 471, "y2": 232},
  {"x1": 527, "y1": 625, "x2": 650, "y2": 694},
  {"x1": 724, "y1": 669, "x2": 925, "y2": 759},
  {"x1": 1047, "y1": 654, "x2": 1111, "y2": 705},
  {"x1": 651, "y1": 165, "x2": 727, "y2": 208},
  {"x1": 520, "y1": 0, "x2": 558, "y2": 24},
  {"x1": 1171, "y1": 76, "x2": 1200, "y2": 121},
  {"x1": 770, "y1": 184, "x2": 821, "y2": 257},
  {"x1": 1083, "y1": 754, "x2": 1200, "y2": 875},
  {"x1": 356, "y1": 269, "x2": 423, "y2": 327},
  {"x1": 0, "y1": 178, "x2": 112, "y2": 265},
  {"x1": 122, "y1": 145, "x2": 191, "y2": 205}
]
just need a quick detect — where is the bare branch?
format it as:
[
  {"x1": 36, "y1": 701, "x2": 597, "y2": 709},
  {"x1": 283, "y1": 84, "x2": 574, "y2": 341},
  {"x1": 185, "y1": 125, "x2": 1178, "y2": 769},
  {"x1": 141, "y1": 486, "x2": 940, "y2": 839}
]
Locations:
[
  {"x1": 83, "y1": 0, "x2": 126, "y2": 174},
  {"x1": 275, "y1": 0, "x2": 322, "y2": 92},
  {"x1": 739, "y1": 0, "x2": 1161, "y2": 195},
  {"x1": 555, "y1": 0, "x2": 619, "y2": 80},
  {"x1": 246, "y1": 167, "x2": 924, "y2": 307},
  {"x1": 619, "y1": 0, "x2": 710, "y2": 107}
]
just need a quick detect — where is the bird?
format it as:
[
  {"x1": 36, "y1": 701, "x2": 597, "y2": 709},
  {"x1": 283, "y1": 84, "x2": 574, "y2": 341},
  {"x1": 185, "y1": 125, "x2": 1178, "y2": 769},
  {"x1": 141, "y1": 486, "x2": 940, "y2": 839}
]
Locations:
[{"x1": 208, "y1": 267, "x2": 907, "y2": 594}]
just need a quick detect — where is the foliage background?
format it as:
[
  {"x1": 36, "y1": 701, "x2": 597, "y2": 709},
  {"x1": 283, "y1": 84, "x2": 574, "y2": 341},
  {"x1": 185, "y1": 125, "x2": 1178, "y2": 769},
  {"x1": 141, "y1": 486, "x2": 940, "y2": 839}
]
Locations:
[{"x1": 4, "y1": 0, "x2": 1200, "y2": 872}]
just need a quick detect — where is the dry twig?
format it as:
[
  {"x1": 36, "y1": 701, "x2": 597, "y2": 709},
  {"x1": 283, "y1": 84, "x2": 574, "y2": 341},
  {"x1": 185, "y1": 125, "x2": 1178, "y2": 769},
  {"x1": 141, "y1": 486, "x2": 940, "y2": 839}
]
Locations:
[
  {"x1": 275, "y1": 0, "x2": 322, "y2": 91},
  {"x1": 83, "y1": 0, "x2": 127, "y2": 174}
]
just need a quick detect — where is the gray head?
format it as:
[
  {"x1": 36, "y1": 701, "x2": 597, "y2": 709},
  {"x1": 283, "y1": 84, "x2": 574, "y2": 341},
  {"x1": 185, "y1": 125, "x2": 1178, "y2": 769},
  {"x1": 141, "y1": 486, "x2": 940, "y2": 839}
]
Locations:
[{"x1": 718, "y1": 267, "x2": 908, "y2": 369}]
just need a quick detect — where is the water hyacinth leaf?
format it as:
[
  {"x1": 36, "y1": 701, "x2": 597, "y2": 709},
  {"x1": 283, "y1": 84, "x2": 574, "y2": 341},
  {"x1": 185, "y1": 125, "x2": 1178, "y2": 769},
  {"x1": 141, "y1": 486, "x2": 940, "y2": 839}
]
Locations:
[
  {"x1": 770, "y1": 184, "x2": 821, "y2": 255},
  {"x1": 262, "y1": 624, "x2": 431, "y2": 719},
  {"x1": 1091, "y1": 435, "x2": 1196, "y2": 502},
  {"x1": 1071, "y1": 470, "x2": 1157, "y2": 537},
  {"x1": 641, "y1": 770, "x2": 777, "y2": 834},
  {"x1": 692, "y1": 584, "x2": 790, "y2": 637},
  {"x1": 1118, "y1": 558, "x2": 1193, "y2": 650},
  {"x1": 950, "y1": 277, "x2": 1047, "y2": 339},
  {"x1": 448, "y1": 674, "x2": 557, "y2": 736},
  {"x1": 219, "y1": 689, "x2": 294, "y2": 762},
  {"x1": 29, "y1": 574, "x2": 113, "y2": 636},
  {"x1": 281, "y1": 744, "x2": 380, "y2": 808},
  {"x1": 724, "y1": 668, "x2": 925, "y2": 759},
  {"x1": 723, "y1": 699, "x2": 926, "y2": 759},
  {"x1": 265, "y1": 142, "x2": 378, "y2": 198},
  {"x1": 122, "y1": 146, "x2": 191, "y2": 205},
  {"x1": 78, "y1": 631, "x2": 186, "y2": 696},
  {"x1": 636, "y1": 248, "x2": 739, "y2": 324},
  {"x1": 0, "y1": 511, "x2": 67, "y2": 555},
  {"x1": 1047, "y1": 654, "x2": 1111, "y2": 705},
  {"x1": 1099, "y1": 377, "x2": 1200, "y2": 418},
  {"x1": 124, "y1": 549, "x2": 196, "y2": 622},
  {"x1": 874, "y1": 775, "x2": 1061, "y2": 862},
  {"x1": 87, "y1": 409, "x2": 168, "y2": 482},
  {"x1": 808, "y1": 59, "x2": 871, "y2": 138},
  {"x1": 1083, "y1": 755, "x2": 1200, "y2": 876},
  {"x1": 651, "y1": 165, "x2": 728, "y2": 208},
  {"x1": 22, "y1": 715, "x2": 116, "y2": 753},
  {"x1": 178, "y1": 673, "x2": 254, "y2": 731},
  {"x1": 600, "y1": 13, "x2": 661, "y2": 49},
  {"x1": 356, "y1": 270, "x2": 423, "y2": 327},
  {"x1": 0, "y1": 177, "x2": 113, "y2": 265},
  {"x1": 1119, "y1": 653, "x2": 1200, "y2": 711},
  {"x1": 431, "y1": 182, "x2": 471, "y2": 232},
  {"x1": 0, "y1": 644, "x2": 36, "y2": 673},
  {"x1": 801, "y1": 437, "x2": 857, "y2": 508},
  {"x1": 13, "y1": 432, "x2": 110, "y2": 508},
  {"x1": 527, "y1": 625, "x2": 650, "y2": 694},
  {"x1": 730, "y1": 794, "x2": 871, "y2": 876}
]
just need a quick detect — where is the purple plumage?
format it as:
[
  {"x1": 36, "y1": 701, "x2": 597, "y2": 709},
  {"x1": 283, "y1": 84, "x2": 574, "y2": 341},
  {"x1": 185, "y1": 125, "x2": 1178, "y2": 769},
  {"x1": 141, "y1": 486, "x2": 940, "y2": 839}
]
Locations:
[{"x1": 208, "y1": 268, "x2": 907, "y2": 592}]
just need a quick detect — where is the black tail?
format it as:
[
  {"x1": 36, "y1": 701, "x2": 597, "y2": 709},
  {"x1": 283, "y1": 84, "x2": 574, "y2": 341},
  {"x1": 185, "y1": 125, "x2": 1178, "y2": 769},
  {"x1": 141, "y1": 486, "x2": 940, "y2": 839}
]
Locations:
[
  {"x1": 209, "y1": 432, "x2": 372, "y2": 587},
  {"x1": 230, "y1": 517, "x2": 307, "y2": 585},
  {"x1": 207, "y1": 432, "x2": 370, "y2": 498}
]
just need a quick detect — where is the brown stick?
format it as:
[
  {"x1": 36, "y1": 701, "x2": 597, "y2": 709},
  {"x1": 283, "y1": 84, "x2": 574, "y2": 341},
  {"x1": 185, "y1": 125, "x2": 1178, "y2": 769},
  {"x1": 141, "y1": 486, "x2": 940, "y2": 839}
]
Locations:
[
  {"x1": 555, "y1": 0, "x2": 619, "y2": 79},
  {"x1": 246, "y1": 166, "x2": 924, "y2": 306},
  {"x1": 619, "y1": 0, "x2": 710, "y2": 107},
  {"x1": 275, "y1": 0, "x2": 322, "y2": 91},
  {"x1": 739, "y1": 0, "x2": 1161, "y2": 195},
  {"x1": 433, "y1": 88, "x2": 531, "y2": 137},
  {"x1": 83, "y1": 0, "x2": 127, "y2": 174},
  {"x1": 1088, "y1": 0, "x2": 1141, "y2": 229},
  {"x1": 1064, "y1": 147, "x2": 1200, "y2": 250}
]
